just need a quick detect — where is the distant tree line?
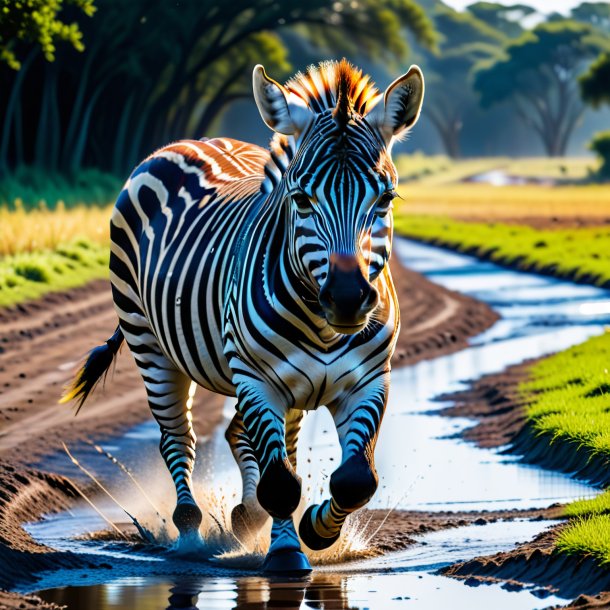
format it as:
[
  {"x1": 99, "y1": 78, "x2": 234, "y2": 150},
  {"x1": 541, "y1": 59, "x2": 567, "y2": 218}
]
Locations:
[
  {"x1": 2, "y1": 0, "x2": 610, "y2": 181},
  {"x1": 0, "y1": 0, "x2": 435, "y2": 177},
  {"x1": 413, "y1": 1, "x2": 610, "y2": 159}
]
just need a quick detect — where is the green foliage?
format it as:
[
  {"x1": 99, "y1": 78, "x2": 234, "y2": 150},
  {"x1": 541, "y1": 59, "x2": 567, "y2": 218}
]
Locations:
[
  {"x1": 0, "y1": 0, "x2": 436, "y2": 176},
  {"x1": 466, "y1": 2, "x2": 533, "y2": 38},
  {"x1": 394, "y1": 215, "x2": 610, "y2": 286},
  {"x1": 0, "y1": 166, "x2": 121, "y2": 209},
  {"x1": 580, "y1": 52, "x2": 610, "y2": 108},
  {"x1": 473, "y1": 20, "x2": 610, "y2": 156},
  {"x1": 589, "y1": 131, "x2": 610, "y2": 178},
  {"x1": 0, "y1": 238, "x2": 108, "y2": 306},
  {"x1": 571, "y1": 2, "x2": 610, "y2": 33},
  {"x1": 0, "y1": 0, "x2": 95, "y2": 69}
]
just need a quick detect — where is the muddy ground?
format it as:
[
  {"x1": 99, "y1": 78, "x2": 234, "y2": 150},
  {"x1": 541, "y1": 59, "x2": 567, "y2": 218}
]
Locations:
[
  {"x1": 440, "y1": 364, "x2": 610, "y2": 608},
  {"x1": 0, "y1": 257, "x2": 499, "y2": 606}
]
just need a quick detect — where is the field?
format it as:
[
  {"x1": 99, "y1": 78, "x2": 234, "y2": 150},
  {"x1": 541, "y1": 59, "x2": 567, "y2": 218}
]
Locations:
[
  {"x1": 394, "y1": 154, "x2": 599, "y2": 185},
  {"x1": 394, "y1": 215, "x2": 610, "y2": 286},
  {"x1": 0, "y1": 203, "x2": 111, "y2": 307}
]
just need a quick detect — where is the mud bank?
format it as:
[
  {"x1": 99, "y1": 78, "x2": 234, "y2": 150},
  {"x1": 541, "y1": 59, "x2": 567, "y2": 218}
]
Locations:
[
  {"x1": 440, "y1": 361, "x2": 610, "y2": 603},
  {"x1": 0, "y1": 256, "x2": 498, "y2": 604}
]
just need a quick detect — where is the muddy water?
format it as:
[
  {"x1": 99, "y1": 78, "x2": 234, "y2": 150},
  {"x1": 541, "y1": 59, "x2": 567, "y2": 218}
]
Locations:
[{"x1": 28, "y1": 239, "x2": 610, "y2": 609}]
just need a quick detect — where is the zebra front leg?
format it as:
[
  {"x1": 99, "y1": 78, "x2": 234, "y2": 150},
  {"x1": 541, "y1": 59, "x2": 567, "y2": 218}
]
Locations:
[
  {"x1": 299, "y1": 379, "x2": 388, "y2": 550},
  {"x1": 237, "y1": 395, "x2": 310, "y2": 573},
  {"x1": 140, "y1": 358, "x2": 202, "y2": 539}
]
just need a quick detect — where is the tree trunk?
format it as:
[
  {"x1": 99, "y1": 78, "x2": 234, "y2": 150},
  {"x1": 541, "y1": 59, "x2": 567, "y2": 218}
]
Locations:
[{"x1": 0, "y1": 50, "x2": 36, "y2": 174}]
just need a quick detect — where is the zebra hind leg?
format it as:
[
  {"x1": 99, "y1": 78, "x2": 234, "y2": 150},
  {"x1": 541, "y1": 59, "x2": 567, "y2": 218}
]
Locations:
[
  {"x1": 225, "y1": 411, "x2": 269, "y2": 540},
  {"x1": 140, "y1": 357, "x2": 202, "y2": 540}
]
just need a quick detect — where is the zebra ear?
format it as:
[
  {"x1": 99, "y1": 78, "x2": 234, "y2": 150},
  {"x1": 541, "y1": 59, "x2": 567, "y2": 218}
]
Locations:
[
  {"x1": 253, "y1": 65, "x2": 311, "y2": 136},
  {"x1": 370, "y1": 65, "x2": 424, "y2": 145}
]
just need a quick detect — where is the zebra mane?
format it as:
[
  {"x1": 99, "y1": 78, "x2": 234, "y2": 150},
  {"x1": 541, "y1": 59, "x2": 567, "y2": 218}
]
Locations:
[
  {"x1": 285, "y1": 59, "x2": 382, "y2": 119},
  {"x1": 260, "y1": 60, "x2": 383, "y2": 193}
]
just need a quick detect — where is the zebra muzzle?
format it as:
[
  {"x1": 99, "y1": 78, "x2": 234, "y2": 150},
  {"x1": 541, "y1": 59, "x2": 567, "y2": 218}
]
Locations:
[{"x1": 319, "y1": 254, "x2": 378, "y2": 333}]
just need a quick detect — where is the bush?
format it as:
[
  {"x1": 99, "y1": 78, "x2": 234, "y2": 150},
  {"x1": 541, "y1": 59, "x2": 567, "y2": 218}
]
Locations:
[{"x1": 589, "y1": 131, "x2": 610, "y2": 180}]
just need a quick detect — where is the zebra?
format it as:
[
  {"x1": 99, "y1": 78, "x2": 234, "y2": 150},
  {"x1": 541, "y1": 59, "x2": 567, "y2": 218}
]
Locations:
[{"x1": 62, "y1": 59, "x2": 424, "y2": 573}]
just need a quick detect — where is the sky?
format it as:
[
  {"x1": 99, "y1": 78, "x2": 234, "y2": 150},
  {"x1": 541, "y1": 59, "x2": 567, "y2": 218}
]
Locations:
[{"x1": 443, "y1": 0, "x2": 594, "y2": 13}]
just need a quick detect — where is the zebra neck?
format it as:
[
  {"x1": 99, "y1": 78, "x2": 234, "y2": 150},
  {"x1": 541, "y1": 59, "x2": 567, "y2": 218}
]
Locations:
[{"x1": 260, "y1": 135, "x2": 296, "y2": 194}]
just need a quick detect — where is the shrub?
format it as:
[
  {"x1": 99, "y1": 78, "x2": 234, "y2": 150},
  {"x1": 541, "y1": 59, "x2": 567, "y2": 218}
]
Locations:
[{"x1": 589, "y1": 131, "x2": 610, "y2": 180}]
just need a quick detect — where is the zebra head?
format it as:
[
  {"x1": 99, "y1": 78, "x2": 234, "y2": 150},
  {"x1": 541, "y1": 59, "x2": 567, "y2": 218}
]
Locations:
[{"x1": 253, "y1": 61, "x2": 424, "y2": 334}]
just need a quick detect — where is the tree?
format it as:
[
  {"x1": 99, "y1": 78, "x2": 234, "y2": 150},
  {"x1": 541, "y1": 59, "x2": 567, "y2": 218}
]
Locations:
[
  {"x1": 467, "y1": 2, "x2": 535, "y2": 38},
  {"x1": 589, "y1": 131, "x2": 610, "y2": 178},
  {"x1": 580, "y1": 52, "x2": 610, "y2": 107},
  {"x1": 0, "y1": 0, "x2": 95, "y2": 69},
  {"x1": 474, "y1": 21, "x2": 610, "y2": 157},
  {"x1": 419, "y1": 6, "x2": 505, "y2": 157},
  {"x1": 0, "y1": 0, "x2": 437, "y2": 176},
  {"x1": 571, "y1": 2, "x2": 610, "y2": 33}
]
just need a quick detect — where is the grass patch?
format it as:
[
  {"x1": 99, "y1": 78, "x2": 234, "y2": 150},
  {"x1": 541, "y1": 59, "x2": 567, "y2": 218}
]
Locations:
[
  {"x1": 557, "y1": 516, "x2": 610, "y2": 565},
  {"x1": 0, "y1": 239, "x2": 110, "y2": 307},
  {"x1": 0, "y1": 167, "x2": 121, "y2": 210},
  {"x1": 0, "y1": 203, "x2": 113, "y2": 307},
  {"x1": 515, "y1": 332, "x2": 610, "y2": 564},
  {"x1": 394, "y1": 215, "x2": 610, "y2": 287},
  {"x1": 0, "y1": 202, "x2": 111, "y2": 257},
  {"x1": 521, "y1": 332, "x2": 610, "y2": 457}
]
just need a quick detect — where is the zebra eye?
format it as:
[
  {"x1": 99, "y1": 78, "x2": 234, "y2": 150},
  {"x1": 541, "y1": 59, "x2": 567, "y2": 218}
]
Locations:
[
  {"x1": 375, "y1": 191, "x2": 396, "y2": 217},
  {"x1": 292, "y1": 192, "x2": 313, "y2": 216}
]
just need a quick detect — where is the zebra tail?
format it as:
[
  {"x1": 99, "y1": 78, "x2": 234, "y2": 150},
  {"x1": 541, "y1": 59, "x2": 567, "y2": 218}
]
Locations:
[{"x1": 59, "y1": 325, "x2": 125, "y2": 414}]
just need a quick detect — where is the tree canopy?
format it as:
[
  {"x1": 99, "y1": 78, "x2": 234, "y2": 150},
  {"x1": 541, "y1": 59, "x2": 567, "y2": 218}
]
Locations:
[
  {"x1": 0, "y1": 0, "x2": 436, "y2": 176},
  {"x1": 419, "y1": 6, "x2": 505, "y2": 157},
  {"x1": 474, "y1": 20, "x2": 610, "y2": 156},
  {"x1": 0, "y1": 0, "x2": 95, "y2": 69},
  {"x1": 580, "y1": 52, "x2": 610, "y2": 108}
]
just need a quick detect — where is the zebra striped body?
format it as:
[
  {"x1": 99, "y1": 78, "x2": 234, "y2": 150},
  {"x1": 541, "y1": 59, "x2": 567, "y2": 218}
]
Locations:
[{"x1": 66, "y1": 60, "x2": 424, "y2": 571}]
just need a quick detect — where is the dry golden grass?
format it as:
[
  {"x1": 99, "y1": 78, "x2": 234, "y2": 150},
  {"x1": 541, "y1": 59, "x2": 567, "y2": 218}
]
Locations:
[
  {"x1": 0, "y1": 201, "x2": 111, "y2": 257},
  {"x1": 397, "y1": 183, "x2": 610, "y2": 220}
]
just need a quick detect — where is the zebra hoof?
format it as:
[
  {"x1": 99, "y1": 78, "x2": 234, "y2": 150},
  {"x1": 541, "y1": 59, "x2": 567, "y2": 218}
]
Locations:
[
  {"x1": 298, "y1": 505, "x2": 340, "y2": 551},
  {"x1": 173, "y1": 503, "x2": 203, "y2": 535},
  {"x1": 262, "y1": 548, "x2": 312, "y2": 575},
  {"x1": 231, "y1": 503, "x2": 268, "y2": 540}
]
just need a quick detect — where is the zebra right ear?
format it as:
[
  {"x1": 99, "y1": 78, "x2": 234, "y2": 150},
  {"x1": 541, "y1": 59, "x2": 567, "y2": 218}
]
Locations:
[{"x1": 253, "y1": 65, "x2": 311, "y2": 136}]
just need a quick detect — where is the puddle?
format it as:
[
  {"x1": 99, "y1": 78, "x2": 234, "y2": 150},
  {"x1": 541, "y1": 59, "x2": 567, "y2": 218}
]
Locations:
[
  {"x1": 27, "y1": 239, "x2": 610, "y2": 608},
  {"x1": 462, "y1": 169, "x2": 556, "y2": 186}
]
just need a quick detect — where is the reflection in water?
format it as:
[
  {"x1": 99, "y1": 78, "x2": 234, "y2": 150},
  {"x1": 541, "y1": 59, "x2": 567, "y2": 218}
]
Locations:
[{"x1": 39, "y1": 573, "x2": 357, "y2": 610}]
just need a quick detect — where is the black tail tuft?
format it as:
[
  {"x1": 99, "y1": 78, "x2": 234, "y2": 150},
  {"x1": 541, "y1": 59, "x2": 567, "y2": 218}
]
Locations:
[{"x1": 60, "y1": 325, "x2": 124, "y2": 414}]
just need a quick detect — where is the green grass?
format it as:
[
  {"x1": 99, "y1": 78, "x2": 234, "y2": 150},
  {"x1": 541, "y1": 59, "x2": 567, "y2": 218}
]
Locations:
[
  {"x1": 0, "y1": 238, "x2": 109, "y2": 307},
  {"x1": 521, "y1": 332, "x2": 610, "y2": 455},
  {"x1": 0, "y1": 167, "x2": 122, "y2": 210},
  {"x1": 394, "y1": 215, "x2": 610, "y2": 287},
  {"x1": 515, "y1": 332, "x2": 610, "y2": 564},
  {"x1": 556, "y1": 516, "x2": 610, "y2": 565}
]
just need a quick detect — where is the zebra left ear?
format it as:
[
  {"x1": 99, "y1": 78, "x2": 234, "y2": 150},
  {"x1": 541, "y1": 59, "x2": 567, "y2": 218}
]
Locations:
[
  {"x1": 253, "y1": 65, "x2": 311, "y2": 136},
  {"x1": 370, "y1": 65, "x2": 425, "y2": 145}
]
